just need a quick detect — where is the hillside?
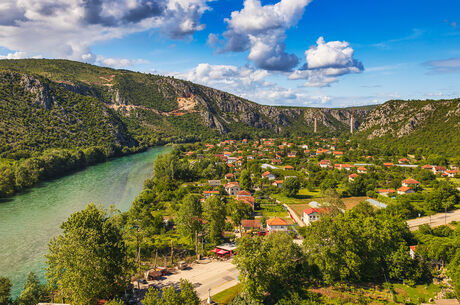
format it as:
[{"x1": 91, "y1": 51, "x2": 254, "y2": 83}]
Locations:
[
  {"x1": 0, "y1": 59, "x2": 368, "y2": 157},
  {"x1": 357, "y1": 99, "x2": 460, "y2": 157}
]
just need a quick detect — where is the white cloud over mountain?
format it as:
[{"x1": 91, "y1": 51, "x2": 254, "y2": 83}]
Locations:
[
  {"x1": 211, "y1": 0, "x2": 312, "y2": 71},
  {"x1": 0, "y1": 0, "x2": 210, "y2": 61},
  {"x1": 289, "y1": 37, "x2": 364, "y2": 87}
]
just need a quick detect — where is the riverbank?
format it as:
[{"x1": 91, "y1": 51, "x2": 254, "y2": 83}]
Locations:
[{"x1": 0, "y1": 146, "x2": 170, "y2": 296}]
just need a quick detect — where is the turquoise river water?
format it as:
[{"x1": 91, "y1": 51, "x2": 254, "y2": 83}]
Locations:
[{"x1": 0, "y1": 146, "x2": 169, "y2": 296}]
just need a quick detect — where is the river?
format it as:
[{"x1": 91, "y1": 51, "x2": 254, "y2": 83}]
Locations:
[{"x1": 0, "y1": 146, "x2": 169, "y2": 297}]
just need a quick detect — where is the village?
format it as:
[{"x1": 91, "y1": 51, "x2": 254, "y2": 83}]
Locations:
[{"x1": 122, "y1": 136, "x2": 460, "y2": 305}]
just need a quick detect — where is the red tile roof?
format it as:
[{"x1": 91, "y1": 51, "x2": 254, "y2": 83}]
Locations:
[{"x1": 266, "y1": 217, "x2": 288, "y2": 226}]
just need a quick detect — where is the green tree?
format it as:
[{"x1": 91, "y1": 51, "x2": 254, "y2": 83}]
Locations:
[
  {"x1": 202, "y1": 196, "x2": 227, "y2": 244},
  {"x1": 142, "y1": 279, "x2": 199, "y2": 305},
  {"x1": 303, "y1": 202, "x2": 413, "y2": 284},
  {"x1": 321, "y1": 188, "x2": 345, "y2": 216},
  {"x1": 176, "y1": 194, "x2": 203, "y2": 243},
  {"x1": 0, "y1": 165, "x2": 15, "y2": 198},
  {"x1": 240, "y1": 170, "x2": 253, "y2": 191},
  {"x1": 18, "y1": 272, "x2": 46, "y2": 305},
  {"x1": 234, "y1": 233, "x2": 306, "y2": 303},
  {"x1": 425, "y1": 181, "x2": 458, "y2": 212},
  {"x1": 282, "y1": 177, "x2": 300, "y2": 197},
  {"x1": 0, "y1": 277, "x2": 12, "y2": 305},
  {"x1": 46, "y1": 204, "x2": 128, "y2": 305},
  {"x1": 228, "y1": 200, "x2": 253, "y2": 229}
]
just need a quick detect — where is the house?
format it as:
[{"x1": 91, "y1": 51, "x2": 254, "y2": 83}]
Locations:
[
  {"x1": 397, "y1": 186, "x2": 415, "y2": 195},
  {"x1": 348, "y1": 173, "x2": 359, "y2": 182},
  {"x1": 377, "y1": 189, "x2": 396, "y2": 197},
  {"x1": 284, "y1": 165, "x2": 294, "y2": 170},
  {"x1": 266, "y1": 217, "x2": 289, "y2": 232},
  {"x1": 241, "y1": 219, "x2": 262, "y2": 231},
  {"x1": 272, "y1": 180, "x2": 284, "y2": 188},
  {"x1": 401, "y1": 179, "x2": 421, "y2": 188},
  {"x1": 399, "y1": 158, "x2": 410, "y2": 164},
  {"x1": 357, "y1": 166, "x2": 367, "y2": 174},
  {"x1": 204, "y1": 190, "x2": 219, "y2": 199},
  {"x1": 433, "y1": 166, "x2": 447, "y2": 174},
  {"x1": 238, "y1": 196, "x2": 256, "y2": 209},
  {"x1": 185, "y1": 151, "x2": 195, "y2": 157},
  {"x1": 208, "y1": 180, "x2": 221, "y2": 187},
  {"x1": 225, "y1": 182, "x2": 241, "y2": 196},
  {"x1": 383, "y1": 162, "x2": 394, "y2": 168},
  {"x1": 302, "y1": 208, "x2": 328, "y2": 225},
  {"x1": 446, "y1": 170, "x2": 460, "y2": 178},
  {"x1": 335, "y1": 164, "x2": 351, "y2": 171},
  {"x1": 287, "y1": 153, "x2": 296, "y2": 158},
  {"x1": 236, "y1": 190, "x2": 251, "y2": 197},
  {"x1": 421, "y1": 164, "x2": 433, "y2": 170},
  {"x1": 409, "y1": 245, "x2": 417, "y2": 259},
  {"x1": 272, "y1": 159, "x2": 282, "y2": 165},
  {"x1": 333, "y1": 151, "x2": 343, "y2": 158},
  {"x1": 262, "y1": 171, "x2": 276, "y2": 180},
  {"x1": 227, "y1": 157, "x2": 237, "y2": 164},
  {"x1": 319, "y1": 160, "x2": 330, "y2": 168},
  {"x1": 225, "y1": 173, "x2": 235, "y2": 180}
]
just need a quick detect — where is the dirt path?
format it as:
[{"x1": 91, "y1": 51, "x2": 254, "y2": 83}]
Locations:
[{"x1": 407, "y1": 209, "x2": 460, "y2": 231}]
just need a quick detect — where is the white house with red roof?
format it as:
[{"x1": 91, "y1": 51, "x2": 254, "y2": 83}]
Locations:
[
  {"x1": 402, "y1": 179, "x2": 421, "y2": 188},
  {"x1": 204, "y1": 190, "x2": 219, "y2": 199},
  {"x1": 261, "y1": 171, "x2": 276, "y2": 180},
  {"x1": 348, "y1": 173, "x2": 359, "y2": 182},
  {"x1": 397, "y1": 186, "x2": 415, "y2": 195},
  {"x1": 266, "y1": 217, "x2": 289, "y2": 232},
  {"x1": 272, "y1": 180, "x2": 284, "y2": 188},
  {"x1": 225, "y1": 182, "x2": 241, "y2": 196},
  {"x1": 302, "y1": 208, "x2": 328, "y2": 225}
]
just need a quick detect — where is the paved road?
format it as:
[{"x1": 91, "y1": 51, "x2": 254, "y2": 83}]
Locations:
[
  {"x1": 407, "y1": 209, "x2": 460, "y2": 231},
  {"x1": 138, "y1": 259, "x2": 239, "y2": 300},
  {"x1": 282, "y1": 203, "x2": 306, "y2": 226}
]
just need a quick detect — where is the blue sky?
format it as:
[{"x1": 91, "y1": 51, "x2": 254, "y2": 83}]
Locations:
[{"x1": 0, "y1": 0, "x2": 459, "y2": 107}]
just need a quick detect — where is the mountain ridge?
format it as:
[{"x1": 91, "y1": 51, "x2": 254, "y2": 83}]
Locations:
[{"x1": 0, "y1": 59, "x2": 458, "y2": 160}]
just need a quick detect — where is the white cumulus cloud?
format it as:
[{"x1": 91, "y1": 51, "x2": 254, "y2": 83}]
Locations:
[
  {"x1": 289, "y1": 37, "x2": 364, "y2": 87},
  {"x1": 0, "y1": 0, "x2": 210, "y2": 61},
  {"x1": 211, "y1": 0, "x2": 312, "y2": 72}
]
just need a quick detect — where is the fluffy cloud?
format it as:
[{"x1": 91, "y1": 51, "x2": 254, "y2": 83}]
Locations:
[
  {"x1": 289, "y1": 37, "x2": 364, "y2": 87},
  {"x1": 425, "y1": 57, "x2": 460, "y2": 73},
  {"x1": 0, "y1": 0, "x2": 210, "y2": 61},
  {"x1": 95, "y1": 55, "x2": 150, "y2": 68},
  {"x1": 174, "y1": 63, "x2": 270, "y2": 91},
  {"x1": 212, "y1": 0, "x2": 312, "y2": 72}
]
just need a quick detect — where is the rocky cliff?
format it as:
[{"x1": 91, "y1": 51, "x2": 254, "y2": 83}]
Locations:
[{"x1": 0, "y1": 59, "x2": 371, "y2": 140}]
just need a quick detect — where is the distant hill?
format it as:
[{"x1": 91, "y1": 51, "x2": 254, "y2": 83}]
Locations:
[
  {"x1": 357, "y1": 99, "x2": 460, "y2": 157},
  {"x1": 0, "y1": 59, "x2": 370, "y2": 158}
]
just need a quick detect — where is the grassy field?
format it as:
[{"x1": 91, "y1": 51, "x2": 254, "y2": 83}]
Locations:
[
  {"x1": 271, "y1": 188, "x2": 322, "y2": 206},
  {"x1": 311, "y1": 282, "x2": 441, "y2": 304},
  {"x1": 212, "y1": 283, "x2": 242, "y2": 304},
  {"x1": 342, "y1": 196, "x2": 370, "y2": 210},
  {"x1": 257, "y1": 203, "x2": 288, "y2": 217},
  {"x1": 285, "y1": 196, "x2": 369, "y2": 218}
]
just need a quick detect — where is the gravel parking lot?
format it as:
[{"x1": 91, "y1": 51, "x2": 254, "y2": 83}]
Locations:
[{"x1": 136, "y1": 259, "x2": 239, "y2": 300}]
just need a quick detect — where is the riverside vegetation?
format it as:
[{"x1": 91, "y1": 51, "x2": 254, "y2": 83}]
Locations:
[{"x1": 1, "y1": 136, "x2": 458, "y2": 305}]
